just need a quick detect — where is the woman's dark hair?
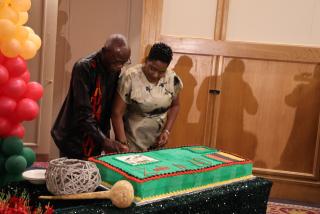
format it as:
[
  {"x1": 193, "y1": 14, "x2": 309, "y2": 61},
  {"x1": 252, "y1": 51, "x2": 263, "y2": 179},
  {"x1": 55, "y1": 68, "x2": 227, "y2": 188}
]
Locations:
[{"x1": 147, "y1": 42, "x2": 173, "y2": 64}]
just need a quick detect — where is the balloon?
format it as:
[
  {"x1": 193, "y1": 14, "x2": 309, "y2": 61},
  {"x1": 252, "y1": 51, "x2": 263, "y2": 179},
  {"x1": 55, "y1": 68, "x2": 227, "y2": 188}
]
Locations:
[
  {"x1": 24, "y1": 81, "x2": 43, "y2": 101},
  {"x1": 10, "y1": 0, "x2": 31, "y2": 12},
  {"x1": 14, "y1": 25, "x2": 29, "y2": 41},
  {"x1": 1, "y1": 136, "x2": 23, "y2": 155},
  {"x1": 0, "y1": 96, "x2": 16, "y2": 116},
  {"x1": 0, "y1": 154, "x2": 5, "y2": 173},
  {"x1": 8, "y1": 123, "x2": 25, "y2": 138},
  {"x1": 20, "y1": 40, "x2": 37, "y2": 59},
  {"x1": 16, "y1": 98, "x2": 39, "y2": 121},
  {"x1": 23, "y1": 26, "x2": 34, "y2": 34},
  {"x1": 0, "y1": 116, "x2": 11, "y2": 136},
  {"x1": 9, "y1": 113, "x2": 22, "y2": 124},
  {"x1": 19, "y1": 69, "x2": 30, "y2": 82},
  {"x1": 16, "y1": 11, "x2": 28, "y2": 25},
  {"x1": 0, "y1": 19, "x2": 16, "y2": 40},
  {"x1": 0, "y1": 0, "x2": 11, "y2": 9},
  {"x1": 21, "y1": 147, "x2": 35, "y2": 167},
  {"x1": 0, "y1": 51, "x2": 6, "y2": 63},
  {"x1": 0, "y1": 38, "x2": 21, "y2": 57},
  {"x1": 0, "y1": 64, "x2": 9, "y2": 85},
  {"x1": 5, "y1": 155, "x2": 27, "y2": 174},
  {"x1": 4, "y1": 56, "x2": 26, "y2": 77},
  {"x1": 0, "y1": 5, "x2": 18, "y2": 23},
  {"x1": 1, "y1": 77, "x2": 26, "y2": 99},
  {"x1": 28, "y1": 33, "x2": 41, "y2": 49}
]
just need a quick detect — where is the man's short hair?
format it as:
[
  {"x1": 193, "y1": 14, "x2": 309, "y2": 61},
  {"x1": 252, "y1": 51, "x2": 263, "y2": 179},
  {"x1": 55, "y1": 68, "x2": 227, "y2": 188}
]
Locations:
[{"x1": 104, "y1": 34, "x2": 129, "y2": 50}]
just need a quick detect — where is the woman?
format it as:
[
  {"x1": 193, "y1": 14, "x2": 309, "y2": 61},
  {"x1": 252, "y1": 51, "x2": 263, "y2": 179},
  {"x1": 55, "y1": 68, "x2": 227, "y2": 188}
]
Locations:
[{"x1": 111, "y1": 42, "x2": 183, "y2": 152}]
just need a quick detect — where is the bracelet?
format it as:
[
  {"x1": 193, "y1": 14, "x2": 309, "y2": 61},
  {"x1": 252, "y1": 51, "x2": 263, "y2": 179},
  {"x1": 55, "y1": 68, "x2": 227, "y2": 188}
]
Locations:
[{"x1": 163, "y1": 129, "x2": 170, "y2": 135}]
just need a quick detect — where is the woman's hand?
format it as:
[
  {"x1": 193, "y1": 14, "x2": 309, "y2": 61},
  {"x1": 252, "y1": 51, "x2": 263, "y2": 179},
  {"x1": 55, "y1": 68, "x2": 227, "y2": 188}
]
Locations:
[{"x1": 152, "y1": 130, "x2": 170, "y2": 149}]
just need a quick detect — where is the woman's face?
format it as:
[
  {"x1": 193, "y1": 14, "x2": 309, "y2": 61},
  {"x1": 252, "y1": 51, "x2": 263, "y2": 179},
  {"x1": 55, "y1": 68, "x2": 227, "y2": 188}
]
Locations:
[{"x1": 143, "y1": 60, "x2": 169, "y2": 83}]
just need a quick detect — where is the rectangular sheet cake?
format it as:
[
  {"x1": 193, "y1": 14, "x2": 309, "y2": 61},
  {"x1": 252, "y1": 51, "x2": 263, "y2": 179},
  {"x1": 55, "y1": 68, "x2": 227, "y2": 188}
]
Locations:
[{"x1": 89, "y1": 146, "x2": 253, "y2": 202}]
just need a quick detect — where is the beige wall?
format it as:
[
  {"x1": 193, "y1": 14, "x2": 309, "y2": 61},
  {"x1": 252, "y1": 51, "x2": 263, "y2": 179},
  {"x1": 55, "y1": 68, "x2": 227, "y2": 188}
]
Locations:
[
  {"x1": 161, "y1": 0, "x2": 217, "y2": 39},
  {"x1": 226, "y1": 0, "x2": 320, "y2": 46},
  {"x1": 161, "y1": 0, "x2": 320, "y2": 46}
]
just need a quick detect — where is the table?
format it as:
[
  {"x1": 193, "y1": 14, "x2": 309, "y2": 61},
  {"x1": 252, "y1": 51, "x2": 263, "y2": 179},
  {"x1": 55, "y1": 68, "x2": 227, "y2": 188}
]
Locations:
[{"x1": 0, "y1": 177, "x2": 272, "y2": 214}]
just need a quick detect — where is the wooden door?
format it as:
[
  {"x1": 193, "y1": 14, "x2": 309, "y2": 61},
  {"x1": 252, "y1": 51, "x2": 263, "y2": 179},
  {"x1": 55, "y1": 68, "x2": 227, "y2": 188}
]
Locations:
[
  {"x1": 140, "y1": 0, "x2": 320, "y2": 203},
  {"x1": 168, "y1": 54, "x2": 216, "y2": 148}
]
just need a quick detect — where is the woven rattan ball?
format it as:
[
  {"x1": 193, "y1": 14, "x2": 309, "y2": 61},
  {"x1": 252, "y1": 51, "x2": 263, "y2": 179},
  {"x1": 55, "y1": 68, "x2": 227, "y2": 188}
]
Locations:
[{"x1": 46, "y1": 158, "x2": 101, "y2": 195}]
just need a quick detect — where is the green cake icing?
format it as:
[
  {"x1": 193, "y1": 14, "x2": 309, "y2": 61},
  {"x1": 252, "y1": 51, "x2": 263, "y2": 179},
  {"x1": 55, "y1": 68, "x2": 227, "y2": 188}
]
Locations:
[{"x1": 90, "y1": 146, "x2": 253, "y2": 201}]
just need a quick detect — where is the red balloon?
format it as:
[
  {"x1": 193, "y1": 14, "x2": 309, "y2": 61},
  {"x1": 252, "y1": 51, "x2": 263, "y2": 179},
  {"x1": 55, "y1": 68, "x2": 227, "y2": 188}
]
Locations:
[
  {"x1": 0, "y1": 117, "x2": 12, "y2": 136},
  {"x1": 2, "y1": 78, "x2": 27, "y2": 100},
  {"x1": 20, "y1": 70, "x2": 30, "y2": 82},
  {"x1": 0, "y1": 52, "x2": 6, "y2": 64},
  {"x1": 16, "y1": 98, "x2": 39, "y2": 121},
  {"x1": 24, "y1": 82, "x2": 43, "y2": 101},
  {"x1": 8, "y1": 123, "x2": 25, "y2": 138},
  {"x1": 4, "y1": 56, "x2": 27, "y2": 77},
  {"x1": 0, "y1": 96, "x2": 16, "y2": 116},
  {"x1": 9, "y1": 113, "x2": 22, "y2": 124},
  {"x1": 0, "y1": 65, "x2": 9, "y2": 85}
]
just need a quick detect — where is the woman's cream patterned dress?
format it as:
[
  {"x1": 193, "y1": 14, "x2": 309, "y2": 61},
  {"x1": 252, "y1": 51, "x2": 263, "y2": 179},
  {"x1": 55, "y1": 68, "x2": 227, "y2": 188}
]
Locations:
[{"x1": 117, "y1": 64, "x2": 183, "y2": 151}]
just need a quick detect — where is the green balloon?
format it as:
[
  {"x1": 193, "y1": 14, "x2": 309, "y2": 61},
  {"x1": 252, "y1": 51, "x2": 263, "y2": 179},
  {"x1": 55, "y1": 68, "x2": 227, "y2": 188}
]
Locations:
[
  {"x1": 21, "y1": 147, "x2": 36, "y2": 167},
  {"x1": 0, "y1": 138, "x2": 3, "y2": 150},
  {"x1": 5, "y1": 155, "x2": 27, "y2": 174},
  {"x1": 0, "y1": 153, "x2": 6, "y2": 175},
  {"x1": 1, "y1": 136, "x2": 23, "y2": 156},
  {"x1": 0, "y1": 154, "x2": 5, "y2": 173},
  {"x1": 0, "y1": 175, "x2": 5, "y2": 187},
  {"x1": 0, "y1": 174, "x2": 23, "y2": 186}
]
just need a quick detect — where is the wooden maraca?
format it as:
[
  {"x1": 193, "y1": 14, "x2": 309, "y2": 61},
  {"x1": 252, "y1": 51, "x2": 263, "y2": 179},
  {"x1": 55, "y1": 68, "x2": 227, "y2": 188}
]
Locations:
[{"x1": 39, "y1": 180, "x2": 134, "y2": 208}]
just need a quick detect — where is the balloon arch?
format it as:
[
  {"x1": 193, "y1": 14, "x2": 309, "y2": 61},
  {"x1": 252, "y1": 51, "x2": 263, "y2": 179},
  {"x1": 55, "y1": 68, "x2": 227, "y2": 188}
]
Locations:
[{"x1": 0, "y1": 0, "x2": 43, "y2": 186}]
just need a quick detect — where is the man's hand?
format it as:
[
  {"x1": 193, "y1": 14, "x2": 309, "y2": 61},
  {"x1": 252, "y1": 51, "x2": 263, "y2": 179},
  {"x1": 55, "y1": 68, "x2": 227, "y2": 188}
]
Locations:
[{"x1": 103, "y1": 138, "x2": 129, "y2": 153}]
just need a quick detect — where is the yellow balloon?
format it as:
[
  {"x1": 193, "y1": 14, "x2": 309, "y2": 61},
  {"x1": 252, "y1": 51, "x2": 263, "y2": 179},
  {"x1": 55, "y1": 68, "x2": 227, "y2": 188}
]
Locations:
[
  {"x1": 0, "y1": 38, "x2": 21, "y2": 57},
  {"x1": 14, "y1": 25, "x2": 29, "y2": 41},
  {"x1": 24, "y1": 25, "x2": 34, "y2": 34},
  {"x1": 28, "y1": 32, "x2": 41, "y2": 49},
  {"x1": 0, "y1": 19, "x2": 16, "y2": 39},
  {"x1": 0, "y1": 0, "x2": 11, "y2": 9},
  {"x1": 0, "y1": 5, "x2": 18, "y2": 23},
  {"x1": 16, "y1": 11, "x2": 28, "y2": 25},
  {"x1": 10, "y1": 0, "x2": 31, "y2": 12},
  {"x1": 20, "y1": 40, "x2": 37, "y2": 59}
]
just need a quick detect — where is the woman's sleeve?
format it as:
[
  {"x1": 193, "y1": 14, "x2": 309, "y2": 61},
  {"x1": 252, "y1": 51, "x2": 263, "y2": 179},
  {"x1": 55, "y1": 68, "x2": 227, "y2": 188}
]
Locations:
[
  {"x1": 173, "y1": 74, "x2": 183, "y2": 98},
  {"x1": 117, "y1": 71, "x2": 132, "y2": 104}
]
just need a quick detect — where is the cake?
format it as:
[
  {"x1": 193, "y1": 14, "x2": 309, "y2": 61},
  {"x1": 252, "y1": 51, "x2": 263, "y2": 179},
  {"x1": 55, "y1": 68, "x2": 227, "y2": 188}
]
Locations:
[{"x1": 89, "y1": 146, "x2": 253, "y2": 202}]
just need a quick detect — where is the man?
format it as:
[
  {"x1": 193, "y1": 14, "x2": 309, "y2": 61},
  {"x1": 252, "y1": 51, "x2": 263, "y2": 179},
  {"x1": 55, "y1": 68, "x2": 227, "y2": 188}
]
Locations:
[{"x1": 51, "y1": 34, "x2": 130, "y2": 159}]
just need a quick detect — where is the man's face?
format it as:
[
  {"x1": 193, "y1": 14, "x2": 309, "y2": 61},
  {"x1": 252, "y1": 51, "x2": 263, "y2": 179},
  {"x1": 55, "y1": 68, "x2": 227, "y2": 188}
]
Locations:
[{"x1": 101, "y1": 47, "x2": 131, "y2": 72}]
